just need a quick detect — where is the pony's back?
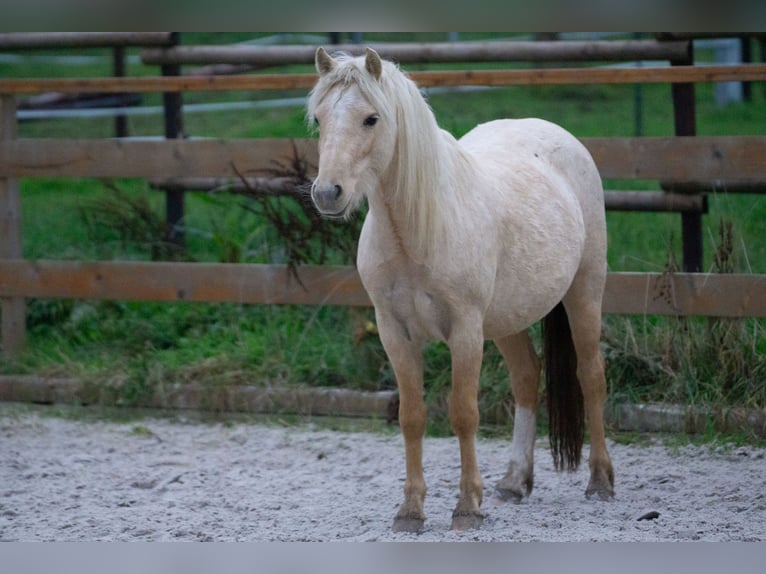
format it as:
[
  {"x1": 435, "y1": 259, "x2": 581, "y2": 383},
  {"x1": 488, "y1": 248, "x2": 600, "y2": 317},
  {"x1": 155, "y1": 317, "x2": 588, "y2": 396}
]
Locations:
[{"x1": 461, "y1": 117, "x2": 607, "y2": 282}]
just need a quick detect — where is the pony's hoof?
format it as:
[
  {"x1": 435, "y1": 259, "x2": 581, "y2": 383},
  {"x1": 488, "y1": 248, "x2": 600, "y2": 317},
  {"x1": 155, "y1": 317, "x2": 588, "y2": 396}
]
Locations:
[
  {"x1": 450, "y1": 511, "x2": 484, "y2": 531},
  {"x1": 585, "y1": 484, "x2": 615, "y2": 501},
  {"x1": 494, "y1": 486, "x2": 523, "y2": 503},
  {"x1": 392, "y1": 514, "x2": 425, "y2": 533},
  {"x1": 494, "y1": 460, "x2": 534, "y2": 503},
  {"x1": 495, "y1": 474, "x2": 533, "y2": 503},
  {"x1": 585, "y1": 466, "x2": 615, "y2": 501}
]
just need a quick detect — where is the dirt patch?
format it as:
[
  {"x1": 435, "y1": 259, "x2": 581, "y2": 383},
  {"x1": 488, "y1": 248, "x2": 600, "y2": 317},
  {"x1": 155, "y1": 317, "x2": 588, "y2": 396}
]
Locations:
[{"x1": 1, "y1": 404, "x2": 764, "y2": 541}]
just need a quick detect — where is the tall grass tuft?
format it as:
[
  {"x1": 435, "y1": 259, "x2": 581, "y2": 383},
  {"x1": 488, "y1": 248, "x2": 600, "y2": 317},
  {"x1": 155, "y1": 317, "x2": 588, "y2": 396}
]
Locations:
[
  {"x1": 604, "y1": 218, "x2": 766, "y2": 410},
  {"x1": 80, "y1": 182, "x2": 173, "y2": 261}
]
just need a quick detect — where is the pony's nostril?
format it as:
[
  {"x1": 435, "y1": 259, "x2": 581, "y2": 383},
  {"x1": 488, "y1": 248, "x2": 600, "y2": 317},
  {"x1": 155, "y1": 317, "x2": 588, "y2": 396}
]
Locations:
[{"x1": 311, "y1": 184, "x2": 344, "y2": 212}]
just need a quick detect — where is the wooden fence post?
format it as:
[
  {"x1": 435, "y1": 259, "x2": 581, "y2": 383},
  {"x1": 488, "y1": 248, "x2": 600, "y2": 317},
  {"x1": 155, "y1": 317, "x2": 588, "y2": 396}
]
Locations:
[
  {"x1": 669, "y1": 40, "x2": 703, "y2": 272},
  {"x1": 161, "y1": 32, "x2": 186, "y2": 257},
  {"x1": 0, "y1": 94, "x2": 25, "y2": 357},
  {"x1": 161, "y1": 32, "x2": 186, "y2": 258},
  {"x1": 113, "y1": 46, "x2": 128, "y2": 137}
]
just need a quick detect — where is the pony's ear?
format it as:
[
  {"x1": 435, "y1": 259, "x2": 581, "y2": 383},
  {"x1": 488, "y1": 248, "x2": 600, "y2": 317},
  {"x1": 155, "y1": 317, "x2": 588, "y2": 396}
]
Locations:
[
  {"x1": 315, "y1": 47, "x2": 336, "y2": 75},
  {"x1": 365, "y1": 48, "x2": 382, "y2": 80}
]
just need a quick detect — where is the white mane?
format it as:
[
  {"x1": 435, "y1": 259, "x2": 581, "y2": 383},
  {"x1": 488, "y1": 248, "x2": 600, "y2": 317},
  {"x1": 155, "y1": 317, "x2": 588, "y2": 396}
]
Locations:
[{"x1": 307, "y1": 52, "x2": 472, "y2": 259}]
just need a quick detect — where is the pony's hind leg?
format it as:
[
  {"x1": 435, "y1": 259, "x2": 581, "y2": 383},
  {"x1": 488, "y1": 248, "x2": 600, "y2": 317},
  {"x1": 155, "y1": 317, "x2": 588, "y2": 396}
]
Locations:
[
  {"x1": 493, "y1": 331, "x2": 541, "y2": 501},
  {"x1": 562, "y1": 291, "x2": 615, "y2": 501}
]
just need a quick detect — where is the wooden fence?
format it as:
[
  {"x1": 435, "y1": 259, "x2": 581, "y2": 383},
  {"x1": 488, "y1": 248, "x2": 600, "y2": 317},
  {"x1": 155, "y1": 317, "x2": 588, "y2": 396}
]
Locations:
[
  {"x1": 0, "y1": 33, "x2": 177, "y2": 138},
  {"x1": 1, "y1": 37, "x2": 766, "y2": 358},
  {"x1": 137, "y1": 34, "x2": 760, "y2": 273},
  {"x1": 5, "y1": 34, "x2": 764, "y2": 266}
]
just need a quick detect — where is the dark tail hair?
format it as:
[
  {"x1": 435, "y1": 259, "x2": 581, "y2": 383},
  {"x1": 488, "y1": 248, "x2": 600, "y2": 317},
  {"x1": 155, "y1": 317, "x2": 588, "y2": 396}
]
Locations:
[{"x1": 542, "y1": 302, "x2": 584, "y2": 472}]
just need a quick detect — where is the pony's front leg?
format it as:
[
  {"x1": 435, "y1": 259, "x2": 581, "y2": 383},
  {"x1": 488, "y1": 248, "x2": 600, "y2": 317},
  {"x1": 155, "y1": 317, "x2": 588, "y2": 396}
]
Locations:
[
  {"x1": 378, "y1": 317, "x2": 428, "y2": 533},
  {"x1": 392, "y1": 351, "x2": 427, "y2": 532},
  {"x1": 448, "y1": 329, "x2": 485, "y2": 530}
]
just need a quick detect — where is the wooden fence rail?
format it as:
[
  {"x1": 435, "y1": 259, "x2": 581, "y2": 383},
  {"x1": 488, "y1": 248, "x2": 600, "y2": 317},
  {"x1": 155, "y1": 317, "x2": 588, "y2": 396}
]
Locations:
[
  {"x1": 2, "y1": 136, "x2": 765, "y2": 182},
  {"x1": 144, "y1": 177, "x2": 707, "y2": 214},
  {"x1": 0, "y1": 32, "x2": 175, "y2": 49},
  {"x1": 140, "y1": 39, "x2": 691, "y2": 67},
  {"x1": 0, "y1": 260, "x2": 764, "y2": 319},
  {"x1": 2, "y1": 64, "x2": 766, "y2": 94}
]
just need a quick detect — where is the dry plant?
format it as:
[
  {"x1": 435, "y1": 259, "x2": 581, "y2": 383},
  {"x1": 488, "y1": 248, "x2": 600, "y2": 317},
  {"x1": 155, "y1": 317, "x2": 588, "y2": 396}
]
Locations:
[
  {"x1": 80, "y1": 181, "x2": 174, "y2": 261},
  {"x1": 229, "y1": 141, "x2": 363, "y2": 273},
  {"x1": 603, "y1": 218, "x2": 766, "y2": 409}
]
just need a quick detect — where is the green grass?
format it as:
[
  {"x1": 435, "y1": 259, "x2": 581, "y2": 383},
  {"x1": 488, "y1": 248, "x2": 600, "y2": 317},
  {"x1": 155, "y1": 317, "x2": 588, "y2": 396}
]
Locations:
[{"x1": 3, "y1": 34, "x2": 766, "y2": 435}]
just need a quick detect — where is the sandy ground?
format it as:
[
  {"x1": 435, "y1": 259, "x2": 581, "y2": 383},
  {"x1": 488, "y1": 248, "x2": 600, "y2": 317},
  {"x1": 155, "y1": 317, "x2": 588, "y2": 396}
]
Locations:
[{"x1": 1, "y1": 403, "x2": 765, "y2": 542}]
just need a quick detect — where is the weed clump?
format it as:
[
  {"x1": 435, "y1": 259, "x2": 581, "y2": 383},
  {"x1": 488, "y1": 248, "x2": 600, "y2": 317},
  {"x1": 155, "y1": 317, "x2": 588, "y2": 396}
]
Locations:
[{"x1": 604, "y1": 219, "x2": 766, "y2": 410}]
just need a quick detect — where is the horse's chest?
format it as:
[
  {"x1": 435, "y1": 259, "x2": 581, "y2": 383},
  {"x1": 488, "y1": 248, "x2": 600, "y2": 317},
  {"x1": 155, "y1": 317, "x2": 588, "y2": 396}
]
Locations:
[
  {"x1": 412, "y1": 289, "x2": 452, "y2": 341},
  {"x1": 377, "y1": 276, "x2": 452, "y2": 342}
]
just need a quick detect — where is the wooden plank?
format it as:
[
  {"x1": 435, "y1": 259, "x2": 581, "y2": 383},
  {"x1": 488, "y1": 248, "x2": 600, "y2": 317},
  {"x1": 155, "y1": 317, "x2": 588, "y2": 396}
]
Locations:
[
  {"x1": 0, "y1": 32, "x2": 174, "y2": 49},
  {"x1": 0, "y1": 261, "x2": 372, "y2": 307},
  {"x1": 2, "y1": 136, "x2": 765, "y2": 182},
  {"x1": 0, "y1": 74, "x2": 318, "y2": 95},
  {"x1": 0, "y1": 138, "x2": 319, "y2": 179},
  {"x1": 140, "y1": 40, "x2": 691, "y2": 66},
  {"x1": 603, "y1": 191, "x2": 706, "y2": 213},
  {"x1": 0, "y1": 261, "x2": 764, "y2": 318},
  {"x1": 149, "y1": 176, "x2": 308, "y2": 198},
  {"x1": 0, "y1": 95, "x2": 25, "y2": 357},
  {"x1": 655, "y1": 32, "x2": 766, "y2": 41},
  {"x1": 0, "y1": 374, "x2": 395, "y2": 417},
  {"x1": 661, "y1": 180, "x2": 766, "y2": 194},
  {"x1": 1, "y1": 64, "x2": 765, "y2": 94},
  {"x1": 582, "y1": 136, "x2": 766, "y2": 180},
  {"x1": 148, "y1": 180, "x2": 707, "y2": 213},
  {"x1": 409, "y1": 65, "x2": 766, "y2": 87},
  {"x1": 602, "y1": 272, "x2": 766, "y2": 317}
]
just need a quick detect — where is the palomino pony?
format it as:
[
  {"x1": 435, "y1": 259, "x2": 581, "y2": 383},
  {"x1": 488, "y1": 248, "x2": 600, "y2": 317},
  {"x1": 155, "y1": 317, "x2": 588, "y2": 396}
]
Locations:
[{"x1": 307, "y1": 47, "x2": 614, "y2": 532}]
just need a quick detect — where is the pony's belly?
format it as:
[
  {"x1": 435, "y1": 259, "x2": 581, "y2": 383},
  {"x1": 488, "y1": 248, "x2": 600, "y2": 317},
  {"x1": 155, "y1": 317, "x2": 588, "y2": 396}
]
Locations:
[
  {"x1": 482, "y1": 194, "x2": 586, "y2": 338},
  {"x1": 482, "y1": 257, "x2": 581, "y2": 339},
  {"x1": 482, "y1": 293, "x2": 561, "y2": 339}
]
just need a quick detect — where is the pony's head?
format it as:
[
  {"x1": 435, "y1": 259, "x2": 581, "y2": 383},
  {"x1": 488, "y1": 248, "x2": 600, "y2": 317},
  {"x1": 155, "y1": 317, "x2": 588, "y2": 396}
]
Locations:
[
  {"x1": 308, "y1": 47, "x2": 456, "y2": 259},
  {"x1": 307, "y1": 47, "x2": 398, "y2": 218}
]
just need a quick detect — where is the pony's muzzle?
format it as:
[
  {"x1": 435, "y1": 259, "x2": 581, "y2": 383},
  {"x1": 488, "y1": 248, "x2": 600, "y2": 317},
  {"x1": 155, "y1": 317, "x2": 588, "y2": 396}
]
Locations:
[{"x1": 311, "y1": 183, "x2": 345, "y2": 216}]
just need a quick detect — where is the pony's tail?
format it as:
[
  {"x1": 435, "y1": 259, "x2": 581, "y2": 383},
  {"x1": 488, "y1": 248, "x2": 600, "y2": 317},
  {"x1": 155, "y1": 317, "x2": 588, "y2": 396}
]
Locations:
[{"x1": 542, "y1": 302, "x2": 584, "y2": 472}]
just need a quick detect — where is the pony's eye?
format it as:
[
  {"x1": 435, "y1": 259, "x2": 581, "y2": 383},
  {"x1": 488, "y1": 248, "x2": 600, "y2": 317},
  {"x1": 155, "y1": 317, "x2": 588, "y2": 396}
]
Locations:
[{"x1": 363, "y1": 115, "x2": 379, "y2": 127}]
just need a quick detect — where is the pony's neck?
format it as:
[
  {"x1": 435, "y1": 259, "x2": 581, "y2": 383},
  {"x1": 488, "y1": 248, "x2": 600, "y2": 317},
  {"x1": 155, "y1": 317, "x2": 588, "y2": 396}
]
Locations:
[{"x1": 375, "y1": 83, "x2": 470, "y2": 262}]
